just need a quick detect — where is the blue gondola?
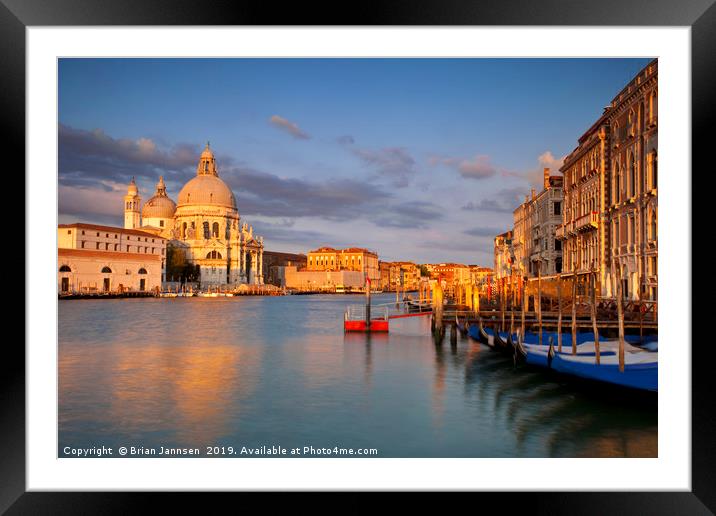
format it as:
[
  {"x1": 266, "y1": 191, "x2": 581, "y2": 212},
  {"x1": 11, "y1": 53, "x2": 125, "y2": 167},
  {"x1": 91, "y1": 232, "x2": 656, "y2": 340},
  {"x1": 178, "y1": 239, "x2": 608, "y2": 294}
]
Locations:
[{"x1": 514, "y1": 330, "x2": 657, "y2": 392}]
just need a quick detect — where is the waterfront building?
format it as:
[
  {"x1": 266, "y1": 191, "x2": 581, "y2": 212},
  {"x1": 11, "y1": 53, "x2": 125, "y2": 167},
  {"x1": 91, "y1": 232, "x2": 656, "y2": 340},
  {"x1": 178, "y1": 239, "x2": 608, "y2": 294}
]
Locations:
[
  {"x1": 262, "y1": 251, "x2": 307, "y2": 287},
  {"x1": 511, "y1": 170, "x2": 563, "y2": 278},
  {"x1": 605, "y1": 59, "x2": 658, "y2": 301},
  {"x1": 512, "y1": 193, "x2": 533, "y2": 279},
  {"x1": 379, "y1": 261, "x2": 392, "y2": 290},
  {"x1": 306, "y1": 247, "x2": 380, "y2": 286},
  {"x1": 395, "y1": 262, "x2": 420, "y2": 291},
  {"x1": 123, "y1": 144, "x2": 265, "y2": 288},
  {"x1": 283, "y1": 266, "x2": 364, "y2": 291},
  {"x1": 558, "y1": 117, "x2": 608, "y2": 288},
  {"x1": 58, "y1": 223, "x2": 166, "y2": 293},
  {"x1": 556, "y1": 59, "x2": 657, "y2": 301},
  {"x1": 426, "y1": 263, "x2": 471, "y2": 286},
  {"x1": 529, "y1": 170, "x2": 564, "y2": 276},
  {"x1": 493, "y1": 230, "x2": 513, "y2": 281}
]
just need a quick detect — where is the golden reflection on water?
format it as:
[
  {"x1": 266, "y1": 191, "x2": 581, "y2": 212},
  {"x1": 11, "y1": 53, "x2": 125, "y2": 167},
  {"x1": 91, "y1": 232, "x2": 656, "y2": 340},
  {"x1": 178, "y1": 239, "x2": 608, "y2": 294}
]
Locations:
[
  {"x1": 59, "y1": 297, "x2": 656, "y2": 457},
  {"x1": 60, "y1": 339, "x2": 261, "y2": 445}
]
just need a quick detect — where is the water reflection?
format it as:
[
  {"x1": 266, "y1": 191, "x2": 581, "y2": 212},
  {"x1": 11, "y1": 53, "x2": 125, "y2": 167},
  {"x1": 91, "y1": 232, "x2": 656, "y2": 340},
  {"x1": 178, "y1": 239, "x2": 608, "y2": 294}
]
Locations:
[{"x1": 59, "y1": 295, "x2": 656, "y2": 457}]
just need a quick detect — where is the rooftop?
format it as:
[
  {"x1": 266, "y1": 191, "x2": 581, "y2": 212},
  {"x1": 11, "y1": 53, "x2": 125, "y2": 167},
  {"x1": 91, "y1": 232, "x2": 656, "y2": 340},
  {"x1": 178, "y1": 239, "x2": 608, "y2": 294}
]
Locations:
[{"x1": 59, "y1": 223, "x2": 167, "y2": 240}]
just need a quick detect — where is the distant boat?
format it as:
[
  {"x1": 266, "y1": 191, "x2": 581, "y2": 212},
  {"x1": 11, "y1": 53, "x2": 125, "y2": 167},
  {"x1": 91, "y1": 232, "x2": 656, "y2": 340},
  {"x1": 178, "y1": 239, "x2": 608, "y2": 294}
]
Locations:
[{"x1": 159, "y1": 292, "x2": 178, "y2": 298}]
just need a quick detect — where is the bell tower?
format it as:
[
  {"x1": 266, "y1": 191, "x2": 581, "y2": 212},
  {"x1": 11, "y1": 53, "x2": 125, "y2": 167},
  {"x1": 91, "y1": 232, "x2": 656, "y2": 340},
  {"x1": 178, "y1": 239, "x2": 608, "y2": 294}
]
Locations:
[
  {"x1": 124, "y1": 177, "x2": 141, "y2": 229},
  {"x1": 197, "y1": 142, "x2": 218, "y2": 176}
]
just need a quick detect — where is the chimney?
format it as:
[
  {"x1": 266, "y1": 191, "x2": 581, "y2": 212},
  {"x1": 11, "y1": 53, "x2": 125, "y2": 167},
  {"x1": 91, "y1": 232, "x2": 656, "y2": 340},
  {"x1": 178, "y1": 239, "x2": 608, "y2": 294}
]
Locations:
[{"x1": 543, "y1": 168, "x2": 550, "y2": 190}]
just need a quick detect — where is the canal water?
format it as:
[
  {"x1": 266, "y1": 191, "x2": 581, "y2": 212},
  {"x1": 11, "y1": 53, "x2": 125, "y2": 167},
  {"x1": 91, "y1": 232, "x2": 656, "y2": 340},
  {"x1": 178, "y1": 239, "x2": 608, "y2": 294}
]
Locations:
[{"x1": 58, "y1": 293, "x2": 657, "y2": 458}]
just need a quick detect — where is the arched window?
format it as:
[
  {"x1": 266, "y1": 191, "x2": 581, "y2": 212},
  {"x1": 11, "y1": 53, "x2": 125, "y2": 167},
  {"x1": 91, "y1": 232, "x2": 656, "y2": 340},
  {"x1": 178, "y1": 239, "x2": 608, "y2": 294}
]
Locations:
[
  {"x1": 628, "y1": 109, "x2": 635, "y2": 137},
  {"x1": 628, "y1": 152, "x2": 636, "y2": 198},
  {"x1": 138, "y1": 268, "x2": 147, "y2": 274},
  {"x1": 650, "y1": 209, "x2": 657, "y2": 240},
  {"x1": 651, "y1": 151, "x2": 657, "y2": 189},
  {"x1": 613, "y1": 163, "x2": 620, "y2": 202},
  {"x1": 182, "y1": 222, "x2": 187, "y2": 239},
  {"x1": 212, "y1": 222, "x2": 219, "y2": 238},
  {"x1": 649, "y1": 91, "x2": 657, "y2": 124},
  {"x1": 59, "y1": 265, "x2": 71, "y2": 272},
  {"x1": 206, "y1": 251, "x2": 222, "y2": 259},
  {"x1": 203, "y1": 221, "x2": 210, "y2": 239},
  {"x1": 101, "y1": 266, "x2": 112, "y2": 273}
]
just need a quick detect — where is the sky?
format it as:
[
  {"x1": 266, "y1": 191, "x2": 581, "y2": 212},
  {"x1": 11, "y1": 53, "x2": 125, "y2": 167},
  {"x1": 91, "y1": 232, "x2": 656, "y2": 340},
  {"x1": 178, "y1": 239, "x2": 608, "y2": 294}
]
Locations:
[{"x1": 58, "y1": 58, "x2": 652, "y2": 265}]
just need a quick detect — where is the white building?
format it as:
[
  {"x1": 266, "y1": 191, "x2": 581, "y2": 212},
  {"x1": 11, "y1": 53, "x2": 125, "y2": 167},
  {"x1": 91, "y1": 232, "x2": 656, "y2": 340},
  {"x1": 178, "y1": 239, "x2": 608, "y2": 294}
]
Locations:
[
  {"x1": 124, "y1": 143, "x2": 265, "y2": 288},
  {"x1": 57, "y1": 223, "x2": 166, "y2": 293}
]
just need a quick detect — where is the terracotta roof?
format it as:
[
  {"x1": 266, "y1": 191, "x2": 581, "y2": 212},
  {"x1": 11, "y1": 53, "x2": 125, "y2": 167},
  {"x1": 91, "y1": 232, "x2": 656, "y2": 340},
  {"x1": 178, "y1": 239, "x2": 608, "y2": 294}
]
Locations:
[
  {"x1": 59, "y1": 223, "x2": 166, "y2": 240},
  {"x1": 58, "y1": 248, "x2": 161, "y2": 261}
]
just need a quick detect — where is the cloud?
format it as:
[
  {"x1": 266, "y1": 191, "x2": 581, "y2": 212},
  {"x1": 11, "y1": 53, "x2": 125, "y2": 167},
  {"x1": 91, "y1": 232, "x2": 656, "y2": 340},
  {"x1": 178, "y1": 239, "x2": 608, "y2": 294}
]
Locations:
[
  {"x1": 463, "y1": 226, "x2": 504, "y2": 238},
  {"x1": 221, "y1": 165, "x2": 391, "y2": 221},
  {"x1": 524, "y1": 150, "x2": 565, "y2": 188},
  {"x1": 268, "y1": 115, "x2": 310, "y2": 140},
  {"x1": 58, "y1": 124, "x2": 212, "y2": 190},
  {"x1": 250, "y1": 220, "x2": 332, "y2": 246},
  {"x1": 461, "y1": 186, "x2": 527, "y2": 213},
  {"x1": 58, "y1": 184, "x2": 125, "y2": 225},
  {"x1": 58, "y1": 126, "x2": 443, "y2": 239},
  {"x1": 430, "y1": 154, "x2": 497, "y2": 180},
  {"x1": 337, "y1": 135, "x2": 355, "y2": 145},
  {"x1": 352, "y1": 147, "x2": 416, "y2": 187},
  {"x1": 538, "y1": 150, "x2": 564, "y2": 171},
  {"x1": 369, "y1": 200, "x2": 444, "y2": 229}
]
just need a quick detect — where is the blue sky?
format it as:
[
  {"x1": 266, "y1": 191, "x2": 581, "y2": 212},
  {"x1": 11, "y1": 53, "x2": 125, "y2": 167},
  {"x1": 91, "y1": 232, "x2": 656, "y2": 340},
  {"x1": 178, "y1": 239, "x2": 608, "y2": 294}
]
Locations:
[{"x1": 58, "y1": 58, "x2": 651, "y2": 265}]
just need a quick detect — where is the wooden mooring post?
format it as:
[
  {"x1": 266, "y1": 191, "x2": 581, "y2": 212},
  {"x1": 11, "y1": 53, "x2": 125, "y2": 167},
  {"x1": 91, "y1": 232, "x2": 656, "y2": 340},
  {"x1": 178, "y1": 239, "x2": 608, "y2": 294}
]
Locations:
[
  {"x1": 520, "y1": 276, "x2": 526, "y2": 340},
  {"x1": 501, "y1": 278, "x2": 506, "y2": 332},
  {"x1": 557, "y1": 274, "x2": 562, "y2": 353},
  {"x1": 432, "y1": 281, "x2": 444, "y2": 345},
  {"x1": 365, "y1": 278, "x2": 371, "y2": 330},
  {"x1": 591, "y1": 269, "x2": 600, "y2": 365},
  {"x1": 537, "y1": 262, "x2": 542, "y2": 347},
  {"x1": 615, "y1": 261, "x2": 625, "y2": 373},
  {"x1": 571, "y1": 269, "x2": 577, "y2": 356}
]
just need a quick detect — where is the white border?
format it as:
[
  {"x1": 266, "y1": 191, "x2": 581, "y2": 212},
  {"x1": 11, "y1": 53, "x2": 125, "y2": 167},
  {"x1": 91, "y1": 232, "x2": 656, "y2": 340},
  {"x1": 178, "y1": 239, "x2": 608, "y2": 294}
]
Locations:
[{"x1": 27, "y1": 27, "x2": 691, "y2": 490}]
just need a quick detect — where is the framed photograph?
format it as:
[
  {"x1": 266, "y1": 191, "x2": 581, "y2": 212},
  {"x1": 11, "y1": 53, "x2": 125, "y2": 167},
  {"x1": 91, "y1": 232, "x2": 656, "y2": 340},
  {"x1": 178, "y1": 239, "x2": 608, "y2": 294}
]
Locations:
[{"x1": 7, "y1": 0, "x2": 711, "y2": 511}]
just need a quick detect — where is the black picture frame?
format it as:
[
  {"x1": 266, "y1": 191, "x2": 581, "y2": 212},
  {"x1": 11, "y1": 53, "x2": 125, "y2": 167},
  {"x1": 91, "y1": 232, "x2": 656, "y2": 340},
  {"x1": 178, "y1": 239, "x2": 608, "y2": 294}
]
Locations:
[{"x1": 5, "y1": 0, "x2": 710, "y2": 512}]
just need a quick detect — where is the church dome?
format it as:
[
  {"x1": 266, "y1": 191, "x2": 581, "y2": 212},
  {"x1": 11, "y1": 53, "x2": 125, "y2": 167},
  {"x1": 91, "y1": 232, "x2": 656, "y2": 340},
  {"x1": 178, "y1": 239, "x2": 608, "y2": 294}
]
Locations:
[
  {"x1": 142, "y1": 176, "x2": 177, "y2": 218},
  {"x1": 176, "y1": 142, "x2": 237, "y2": 209},
  {"x1": 177, "y1": 174, "x2": 237, "y2": 209},
  {"x1": 142, "y1": 194, "x2": 177, "y2": 218}
]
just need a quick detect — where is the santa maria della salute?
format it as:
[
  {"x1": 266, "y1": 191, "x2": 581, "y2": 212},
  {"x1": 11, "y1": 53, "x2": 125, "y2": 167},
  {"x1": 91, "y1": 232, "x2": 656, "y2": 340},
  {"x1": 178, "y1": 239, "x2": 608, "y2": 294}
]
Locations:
[{"x1": 124, "y1": 143, "x2": 265, "y2": 287}]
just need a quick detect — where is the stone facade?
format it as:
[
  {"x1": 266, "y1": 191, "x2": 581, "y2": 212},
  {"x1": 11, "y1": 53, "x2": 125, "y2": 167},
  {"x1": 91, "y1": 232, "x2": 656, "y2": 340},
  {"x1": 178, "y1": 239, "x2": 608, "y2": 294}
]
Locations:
[
  {"x1": 529, "y1": 171, "x2": 564, "y2": 276},
  {"x1": 558, "y1": 119, "x2": 608, "y2": 285},
  {"x1": 493, "y1": 230, "x2": 513, "y2": 280},
  {"x1": 306, "y1": 247, "x2": 380, "y2": 286},
  {"x1": 283, "y1": 266, "x2": 364, "y2": 291},
  {"x1": 557, "y1": 59, "x2": 657, "y2": 301},
  {"x1": 605, "y1": 59, "x2": 658, "y2": 301},
  {"x1": 262, "y1": 251, "x2": 307, "y2": 287},
  {"x1": 511, "y1": 170, "x2": 563, "y2": 279},
  {"x1": 58, "y1": 223, "x2": 166, "y2": 293}
]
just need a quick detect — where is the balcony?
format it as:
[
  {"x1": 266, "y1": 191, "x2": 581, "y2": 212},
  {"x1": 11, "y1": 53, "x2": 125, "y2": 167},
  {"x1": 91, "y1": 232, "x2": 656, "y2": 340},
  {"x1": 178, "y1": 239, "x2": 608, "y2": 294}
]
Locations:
[
  {"x1": 567, "y1": 220, "x2": 577, "y2": 236},
  {"x1": 555, "y1": 224, "x2": 566, "y2": 240},
  {"x1": 575, "y1": 211, "x2": 599, "y2": 232}
]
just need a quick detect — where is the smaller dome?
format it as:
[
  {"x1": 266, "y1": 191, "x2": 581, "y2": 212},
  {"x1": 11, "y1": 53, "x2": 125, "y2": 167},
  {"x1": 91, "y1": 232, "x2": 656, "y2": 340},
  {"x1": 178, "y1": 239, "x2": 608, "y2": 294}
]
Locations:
[
  {"x1": 142, "y1": 176, "x2": 176, "y2": 218},
  {"x1": 142, "y1": 195, "x2": 176, "y2": 219}
]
